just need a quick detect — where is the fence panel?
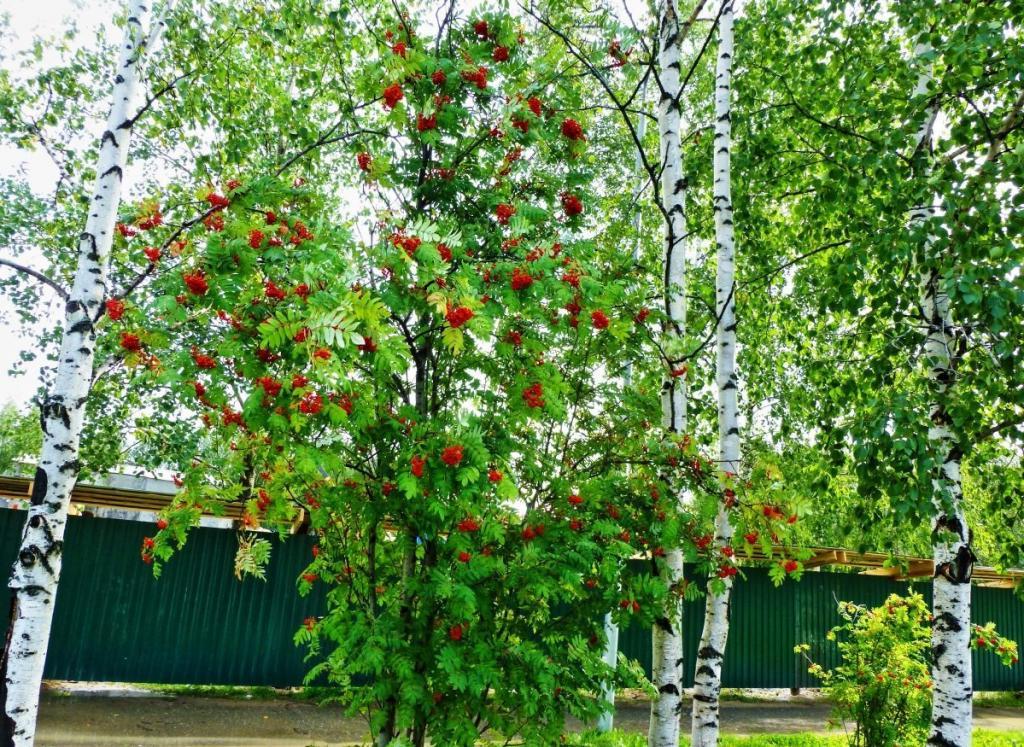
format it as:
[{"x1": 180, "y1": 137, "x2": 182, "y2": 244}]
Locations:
[
  {"x1": 0, "y1": 509, "x2": 324, "y2": 686},
  {"x1": 0, "y1": 510, "x2": 1021, "y2": 690}
]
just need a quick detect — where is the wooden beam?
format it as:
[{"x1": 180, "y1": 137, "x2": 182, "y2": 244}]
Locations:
[
  {"x1": 1, "y1": 475, "x2": 245, "y2": 519},
  {"x1": 978, "y1": 579, "x2": 1017, "y2": 590},
  {"x1": 803, "y1": 550, "x2": 839, "y2": 569},
  {"x1": 10, "y1": 471, "x2": 1024, "y2": 588},
  {"x1": 900, "y1": 560, "x2": 935, "y2": 579}
]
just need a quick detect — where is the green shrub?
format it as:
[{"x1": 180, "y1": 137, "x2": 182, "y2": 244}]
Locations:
[
  {"x1": 796, "y1": 592, "x2": 1019, "y2": 747},
  {"x1": 795, "y1": 593, "x2": 933, "y2": 747}
]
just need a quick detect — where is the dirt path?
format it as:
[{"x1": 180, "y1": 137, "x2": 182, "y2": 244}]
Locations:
[{"x1": 36, "y1": 693, "x2": 1024, "y2": 746}]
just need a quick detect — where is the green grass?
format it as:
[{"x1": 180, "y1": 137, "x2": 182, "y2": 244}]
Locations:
[
  {"x1": 135, "y1": 683, "x2": 341, "y2": 701},
  {"x1": 565, "y1": 733, "x2": 846, "y2": 747},
  {"x1": 977, "y1": 692, "x2": 1024, "y2": 709},
  {"x1": 976, "y1": 732, "x2": 1024, "y2": 746},
  {"x1": 137, "y1": 684, "x2": 278, "y2": 699},
  {"x1": 564, "y1": 731, "x2": 1024, "y2": 746},
  {"x1": 717, "y1": 688, "x2": 785, "y2": 703}
]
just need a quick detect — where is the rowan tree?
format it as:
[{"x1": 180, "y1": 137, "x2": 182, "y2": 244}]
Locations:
[{"x1": 122, "y1": 8, "x2": 716, "y2": 744}]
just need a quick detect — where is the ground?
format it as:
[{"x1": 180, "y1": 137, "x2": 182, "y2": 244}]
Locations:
[{"x1": 34, "y1": 686, "x2": 1024, "y2": 746}]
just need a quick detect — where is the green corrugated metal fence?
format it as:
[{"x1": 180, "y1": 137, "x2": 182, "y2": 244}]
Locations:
[
  {"x1": 0, "y1": 508, "x2": 326, "y2": 686},
  {"x1": 0, "y1": 509, "x2": 1021, "y2": 689},
  {"x1": 618, "y1": 563, "x2": 1024, "y2": 691}
]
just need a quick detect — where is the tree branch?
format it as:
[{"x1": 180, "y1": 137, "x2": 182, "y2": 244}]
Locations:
[
  {"x1": 275, "y1": 125, "x2": 382, "y2": 176},
  {"x1": 977, "y1": 415, "x2": 1024, "y2": 443},
  {"x1": 743, "y1": 239, "x2": 852, "y2": 287},
  {"x1": 984, "y1": 88, "x2": 1024, "y2": 163},
  {"x1": 522, "y1": 2, "x2": 670, "y2": 219},
  {"x1": 107, "y1": 203, "x2": 223, "y2": 310},
  {"x1": 0, "y1": 258, "x2": 69, "y2": 301}
]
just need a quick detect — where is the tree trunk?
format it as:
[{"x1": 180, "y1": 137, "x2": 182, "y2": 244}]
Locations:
[
  {"x1": 649, "y1": 1, "x2": 690, "y2": 743},
  {"x1": 0, "y1": 3, "x2": 160, "y2": 744},
  {"x1": 374, "y1": 709, "x2": 397, "y2": 747},
  {"x1": 596, "y1": 612, "x2": 619, "y2": 733},
  {"x1": 921, "y1": 253, "x2": 973, "y2": 745},
  {"x1": 906, "y1": 43, "x2": 974, "y2": 747},
  {"x1": 691, "y1": 3, "x2": 737, "y2": 744},
  {"x1": 924, "y1": 275, "x2": 972, "y2": 747}
]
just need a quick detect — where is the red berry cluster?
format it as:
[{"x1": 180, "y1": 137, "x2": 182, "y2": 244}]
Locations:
[
  {"x1": 510, "y1": 268, "x2": 533, "y2": 291},
  {"x1": 522, "y1": 382, "x2": 544, "y2": 408},
  {"x1": 441, "y1": 445, "x2": 464, "y2": 467},
  {"x1": 382, "y1": 83, "x2": 404, "y2": 109},
  {"x1": 560, "y1": 118, "x2": 585, "y2": 141},
  {"x1": 561, "y1": 192, "x2": 583, "y2": 217},
  {"x1": 445, "y1": 306, "x2": 474, "y2": 328}
]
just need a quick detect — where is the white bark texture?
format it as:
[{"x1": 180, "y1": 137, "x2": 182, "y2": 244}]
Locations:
[
  {"x1": 596, "y1": 612, "x2": 620, "y2": 733},
  {"x1": 0, "y1": 3, "x2": 160, "y2": 744},
  {"x1": 908, "y1": 45, "x2": 974, "y2": 747},
  {"x1": 691, "y1": 3, "x2": 737, "y2": 744},
  {"x1": 649, "y1": 0, "x2": 689, "y2": 743},
  {"x1": 923, "y1": 272, "x2": 973, "y2": 747}
]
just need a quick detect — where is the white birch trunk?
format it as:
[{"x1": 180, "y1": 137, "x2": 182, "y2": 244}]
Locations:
[
  {"x1": 907, "y1": 44, "x2": 974, "y2": 747},
  {"x1": 0, "y1": 4, "x2": 160, "y2": 744},
  {"x1": 649, "y1": 0, "x2": 689, "y2": 743},
  {"x1": 596, "y1": 612, "x2": 619, "y2": 733},
  {"x1": 923, "y1": 269, "x2": 972, "y2": 747},
  {"x1": 691, "y1": 3, "x2": 737, "y2": 744}
]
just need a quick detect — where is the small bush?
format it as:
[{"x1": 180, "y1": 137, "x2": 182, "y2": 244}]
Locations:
[
  {"x1": 795, "y1": 593, "x2": 933, "y2": 747},
  {"x1": 796, "y1": 592, "x2": 1019, "y2": 747}
]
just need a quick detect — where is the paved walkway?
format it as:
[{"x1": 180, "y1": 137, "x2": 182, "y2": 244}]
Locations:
[{"x1": 36, "y1": 693, "x2": 1024, "y2": 746}]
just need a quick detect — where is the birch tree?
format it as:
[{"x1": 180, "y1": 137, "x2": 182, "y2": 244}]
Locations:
[
  {"x1": 903, "y1": 42, "x2": 978, "y2": 747},
  {"x1": 647, "y1": 0, "x2": 691, "y2": 741},
  {"x1": 732, "y1": 3, "x2": 1023, "y2": 739},
  {"x1": 691, "y1": 2, "x2": 736, "y2": 743},
  {"x1": 517, "y1": 6, "x2": 750, "y2": 741},
  {"x1": 0, "y1": 3, "x2": 171, "y2": 744},
  {"x1": 910, "y1": 38, "x2": 1024, "y2": 747}
]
